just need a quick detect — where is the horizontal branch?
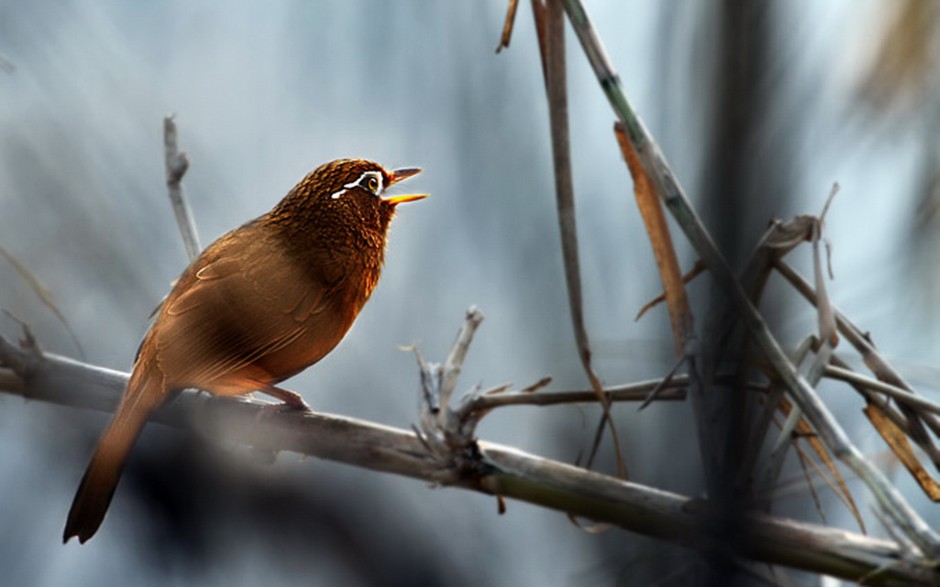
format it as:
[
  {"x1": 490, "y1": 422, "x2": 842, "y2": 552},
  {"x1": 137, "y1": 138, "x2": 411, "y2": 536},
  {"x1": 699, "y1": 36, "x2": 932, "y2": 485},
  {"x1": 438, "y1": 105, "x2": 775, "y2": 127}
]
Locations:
[
  {"x1": 471, "y1": 378, "x2": 686, "y2": 410},
  {"x1": 0, "y1": 339, "x2": 935, "y2": 584}
]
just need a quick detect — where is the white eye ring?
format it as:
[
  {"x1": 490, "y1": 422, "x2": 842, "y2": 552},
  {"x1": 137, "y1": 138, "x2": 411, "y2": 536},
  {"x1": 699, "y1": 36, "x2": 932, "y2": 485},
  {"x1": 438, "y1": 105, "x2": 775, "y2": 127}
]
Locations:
[
  {"x1": 330, "y1": 171, "x2": 384, "y2": 200},
  {"x1": 359, "y1": 171, "x2": 383, "y2": 194}
]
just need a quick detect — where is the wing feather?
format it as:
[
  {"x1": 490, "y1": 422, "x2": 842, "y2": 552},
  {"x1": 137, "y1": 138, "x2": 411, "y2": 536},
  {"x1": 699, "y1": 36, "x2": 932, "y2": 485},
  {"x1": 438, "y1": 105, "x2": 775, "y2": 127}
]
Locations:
[{"x1": 153, "y1": 224, "x2": 331, "y2": 388}]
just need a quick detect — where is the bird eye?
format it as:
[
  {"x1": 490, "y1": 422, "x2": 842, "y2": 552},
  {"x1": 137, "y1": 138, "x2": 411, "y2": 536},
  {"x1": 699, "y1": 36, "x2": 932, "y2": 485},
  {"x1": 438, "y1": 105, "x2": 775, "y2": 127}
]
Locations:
[{"x1": 366, "y1": 176, "x2": 380, "y2": 193}]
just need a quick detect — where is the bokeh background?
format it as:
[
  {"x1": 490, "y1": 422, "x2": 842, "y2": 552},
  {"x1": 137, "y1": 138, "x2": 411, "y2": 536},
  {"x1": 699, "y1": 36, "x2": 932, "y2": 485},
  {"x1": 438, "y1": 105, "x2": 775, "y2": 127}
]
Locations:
[{"x1": 2, "y1": 1, "x2": 940, "y2": 585}]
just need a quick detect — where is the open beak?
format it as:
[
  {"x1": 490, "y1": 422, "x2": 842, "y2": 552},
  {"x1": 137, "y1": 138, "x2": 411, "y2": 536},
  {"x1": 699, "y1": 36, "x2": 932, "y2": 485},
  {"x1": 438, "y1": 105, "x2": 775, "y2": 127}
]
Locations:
[{"x1": 383, "y1": 167, "x2": 428, "y2": 205}]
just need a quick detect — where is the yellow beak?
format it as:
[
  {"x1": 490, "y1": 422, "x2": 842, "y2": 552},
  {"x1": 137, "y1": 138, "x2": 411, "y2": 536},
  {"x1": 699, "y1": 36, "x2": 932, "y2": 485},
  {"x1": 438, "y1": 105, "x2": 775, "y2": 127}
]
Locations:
[{"x1": 383, "y1": 167, "x2": 428, "y2": 205}]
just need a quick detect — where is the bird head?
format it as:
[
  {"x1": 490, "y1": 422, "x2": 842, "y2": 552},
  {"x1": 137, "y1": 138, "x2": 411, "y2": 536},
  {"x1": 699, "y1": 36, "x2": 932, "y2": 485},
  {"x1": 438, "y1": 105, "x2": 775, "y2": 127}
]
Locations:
[
  {"x1": 270, "y1": 158, "x2": 427, "y2": 240},
  {"x1": 325, "y1": 159, "x2": 427, "y2": 207}
]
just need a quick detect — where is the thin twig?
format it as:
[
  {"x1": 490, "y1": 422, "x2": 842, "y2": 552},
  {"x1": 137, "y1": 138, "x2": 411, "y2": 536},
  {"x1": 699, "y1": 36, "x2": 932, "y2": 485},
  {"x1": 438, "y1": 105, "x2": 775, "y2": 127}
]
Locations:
[
  {"x1": 726, "y1": 215, "x2": 816, "y2": 495},
  {"x1": 825, "y1": 365, "x2": 940, "y2": 417},
  {"x1": 828, "y1": 356, "x2": 919, "y2": 439},
  {"x1": 0, "y1": 244, "x2": 84, "y2": 358},
  {"x1": 495, "y1": 0, "x2": 520, "y2": 53},
  {"x1": 472, "y1": 377, "x2": 688, "y2": 411},
  {"x1": 635, "y1": 260, "x2": 706, "y2": 321},
  {"x1": 766, "y1": 405, "x2": 805, "y2": 484},
  {"x1": 532, "y1": 0, "x2": 626, "y2": 477},
  {"x1": 469, "y1": 372, "x2": 773, "y2": 413},
  {"x1": 637, "y1": 354, "x2": 686, "y2": 411},
  {"x1": 776, "y1": 259, "x2": 940, "y2": 444},
  {"x1": 519, "y1": 376, "x2": 552, "y2": 393},
  {"x1": 440, "y1": 307, "x2": 484, "y2": 410},
  {"x1": 163, "y1": 115, "x2": 200, "y2": 261},
  {"x1": 757, "y1": 336, "x2": 817, "y2": 496},
  {"x1": 793, "y1": 439, "x2": 830, "y2": 527},
  {"x1": 827, "y1": 354, "x2": 940, "y2": 505}
]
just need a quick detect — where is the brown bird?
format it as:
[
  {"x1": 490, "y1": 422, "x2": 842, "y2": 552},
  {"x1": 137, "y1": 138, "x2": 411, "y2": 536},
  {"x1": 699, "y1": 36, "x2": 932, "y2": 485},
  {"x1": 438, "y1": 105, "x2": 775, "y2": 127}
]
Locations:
[{"x1": 63, "y1": 158, "x2": 426, "y2": 543}]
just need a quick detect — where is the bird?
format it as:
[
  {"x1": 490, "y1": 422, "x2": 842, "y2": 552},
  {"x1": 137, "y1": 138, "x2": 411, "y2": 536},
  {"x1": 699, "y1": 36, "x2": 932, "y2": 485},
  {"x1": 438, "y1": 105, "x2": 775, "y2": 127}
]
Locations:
[{"x1": 63, "y1": 158, "x2": 427, "y2": 544}]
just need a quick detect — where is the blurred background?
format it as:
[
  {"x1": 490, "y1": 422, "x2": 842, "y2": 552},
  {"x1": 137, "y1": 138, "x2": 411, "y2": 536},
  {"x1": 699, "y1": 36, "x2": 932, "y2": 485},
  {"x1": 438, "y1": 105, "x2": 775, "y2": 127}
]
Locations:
[{"x1": 1, "y1": 0, "x2": 940, "y2": 585}]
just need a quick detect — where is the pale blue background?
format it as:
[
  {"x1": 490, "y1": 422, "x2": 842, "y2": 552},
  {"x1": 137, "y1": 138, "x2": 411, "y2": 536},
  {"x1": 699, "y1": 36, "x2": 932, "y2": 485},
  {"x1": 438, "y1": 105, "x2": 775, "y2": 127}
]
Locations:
[{"x1": 0, "y1": 1, "x2": 936, "y2": 585}]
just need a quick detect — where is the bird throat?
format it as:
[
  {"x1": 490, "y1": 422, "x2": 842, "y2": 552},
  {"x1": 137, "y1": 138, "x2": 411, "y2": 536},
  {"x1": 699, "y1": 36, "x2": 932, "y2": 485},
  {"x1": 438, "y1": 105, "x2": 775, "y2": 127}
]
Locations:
[{"x1": 264, "y1": 205, "x2": 389, "y2": 315}]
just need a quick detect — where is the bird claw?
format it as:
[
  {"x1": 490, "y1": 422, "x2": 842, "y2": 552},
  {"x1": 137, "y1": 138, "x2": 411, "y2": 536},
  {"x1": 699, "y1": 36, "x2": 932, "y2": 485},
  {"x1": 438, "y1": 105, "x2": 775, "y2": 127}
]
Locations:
[
  {"x1": 277, "y1": 398, "x2": 313, "y2": 413},
  {"x1": 254, "y1": 399, "x2": 313, "y2": 422},
  {"x1": 255, "y1": 384, "x2": 312, "y2": 414}
]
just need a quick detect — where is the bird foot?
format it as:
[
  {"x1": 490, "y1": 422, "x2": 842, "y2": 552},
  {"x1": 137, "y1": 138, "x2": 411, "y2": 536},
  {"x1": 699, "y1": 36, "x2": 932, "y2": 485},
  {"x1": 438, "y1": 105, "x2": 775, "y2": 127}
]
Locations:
[
  {"x1": 254, "y1": 397, "x2": 313, "y2": 422},
  {"x1": 257, "y1": 384, "x2": 313, "y2": 413},
  {"x1": 271, "y1": 399, "x2": 313, "y2": 414}
]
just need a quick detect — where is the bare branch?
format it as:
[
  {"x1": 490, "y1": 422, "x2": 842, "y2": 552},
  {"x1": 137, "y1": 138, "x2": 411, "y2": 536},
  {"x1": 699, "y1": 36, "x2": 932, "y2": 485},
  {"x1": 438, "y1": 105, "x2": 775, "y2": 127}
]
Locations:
[
  {"x1": 472, "y1": 377, "x2": 688, "y2": 412},
  {"x1": 440, "y1": 306, "x2": 484, "y2": 410},
  {"x1": 415, "y1": 306, "x2": 486, "y2": 466},
  {"x1": 824, "y1": 365, "x2": 940, "y2": 417},
  {"x1": 532, "y1": 0, "x2": 626, "y2": 478},
  {"x1": 495, "y1": 0, "x2": 520, "y2": 53},
  {"x1": 163, "y1": 115, "x2": 200, "y2": 261},
  {"x1": 776, "y1": 259, "x2": 940, "y2": 445}
]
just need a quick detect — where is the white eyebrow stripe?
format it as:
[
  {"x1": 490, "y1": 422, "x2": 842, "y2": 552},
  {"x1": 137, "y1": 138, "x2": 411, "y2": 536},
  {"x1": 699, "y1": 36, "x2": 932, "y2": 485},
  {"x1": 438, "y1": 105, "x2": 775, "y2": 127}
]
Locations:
[{"x1": 330, "y1": 171, "x2": 383, "y2": 200}]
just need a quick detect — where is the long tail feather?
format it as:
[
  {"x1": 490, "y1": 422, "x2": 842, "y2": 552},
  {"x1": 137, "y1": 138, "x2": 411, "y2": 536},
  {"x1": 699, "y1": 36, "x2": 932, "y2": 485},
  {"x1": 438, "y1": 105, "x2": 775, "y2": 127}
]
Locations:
[{"x1": 64, "y1": 374, "x2": 165, "y2": 543}]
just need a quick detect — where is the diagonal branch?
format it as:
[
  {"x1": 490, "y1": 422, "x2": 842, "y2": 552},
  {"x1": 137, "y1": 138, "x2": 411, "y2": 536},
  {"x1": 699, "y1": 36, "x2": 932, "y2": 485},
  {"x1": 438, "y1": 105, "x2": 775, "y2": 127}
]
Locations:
[
  {"x1": 531, "y1": 0, "x2": 626, "y2": 477},
  {"x1": 777, "y1": 259, "x2": 940, "y2": 454},
  {"x1": 613, "y1": 123, "x2": 724, "y2": 499}
]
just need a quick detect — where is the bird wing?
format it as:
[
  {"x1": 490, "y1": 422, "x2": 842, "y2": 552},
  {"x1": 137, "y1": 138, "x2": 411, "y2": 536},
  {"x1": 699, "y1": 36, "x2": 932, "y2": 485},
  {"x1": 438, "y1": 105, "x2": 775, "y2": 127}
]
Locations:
[{"x1": 152, "y1": 224, "x2": 333, "y2": 390}]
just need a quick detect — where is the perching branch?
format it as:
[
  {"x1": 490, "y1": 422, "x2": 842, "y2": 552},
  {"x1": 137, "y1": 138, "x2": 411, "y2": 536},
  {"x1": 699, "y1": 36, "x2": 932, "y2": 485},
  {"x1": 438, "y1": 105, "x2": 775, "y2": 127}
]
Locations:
[{"x1": 0, "y1": 315, "x2": 936, "y2": 585}]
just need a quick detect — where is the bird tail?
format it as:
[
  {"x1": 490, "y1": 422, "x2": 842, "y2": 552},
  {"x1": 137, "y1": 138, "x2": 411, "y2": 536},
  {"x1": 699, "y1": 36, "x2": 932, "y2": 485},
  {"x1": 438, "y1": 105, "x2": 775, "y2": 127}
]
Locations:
[{"x1": 64, "y1": 370, "x2": 165, "y2": 544}]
